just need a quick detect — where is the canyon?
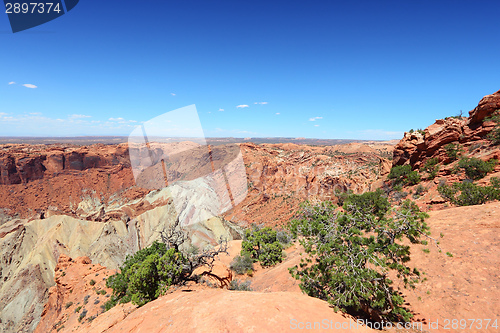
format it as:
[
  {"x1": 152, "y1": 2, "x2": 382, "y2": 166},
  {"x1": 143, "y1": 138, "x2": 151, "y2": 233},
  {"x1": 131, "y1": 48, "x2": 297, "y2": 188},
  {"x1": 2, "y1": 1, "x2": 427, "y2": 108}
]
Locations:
[{"x1": 0, "y1": 89, "x2": 499, "y2": 332}]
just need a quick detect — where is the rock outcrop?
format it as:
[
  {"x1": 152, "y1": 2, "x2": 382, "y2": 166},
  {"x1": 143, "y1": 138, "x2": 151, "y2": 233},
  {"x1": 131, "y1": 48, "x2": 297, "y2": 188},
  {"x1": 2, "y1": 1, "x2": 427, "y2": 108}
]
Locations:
[
  {"x1": 0, "y1": 144, "x2": 130, "y2": 185},
  {"x1": 34, "y1": 201, "x2": 500, "y2": 333},
  {"x1": 224, "y1": 142, "x2": 392, "y2": 227},
  {"x1": 0, "y1": 188, "x2": 242, "y2": 333},
  {"x1": 393, "y1": 89, "x2": 500, "y2": 168},
  {"x1": 0, "y1": 140, "x2": 393, "y2": 332},
  {"x1": 34, "y1": 241, "x2": 377, "y2": 333}
]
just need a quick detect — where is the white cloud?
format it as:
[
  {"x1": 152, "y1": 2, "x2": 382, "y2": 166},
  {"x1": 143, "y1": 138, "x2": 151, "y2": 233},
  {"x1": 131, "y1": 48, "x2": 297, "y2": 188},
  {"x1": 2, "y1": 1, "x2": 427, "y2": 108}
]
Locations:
[
  {"x1": 275, "y1": 113, "x2": 280, "y2": 115},
  {"x1": 314, "y1": 124, "x2": 320, "y2": 127},
  {"x1": 236, "y1": 105, "x2": 249, "y2": 108},
  {"x1": 8, "y1": 82, "x2": 15, "y2": 85},
  {"x1": 171, "y1": 93, "x2": 176, "y2": 96},
  {"x1": 254, "y1": 102, "x2": 268, "y2": 105},
  {"x1": 218, "y1": 108, "x2": 224, "y2": 112},
  {"x1": 29, "y1": 112, "x2": 42, "y2": 115},
  {"x1": 309, "y1": 117, "x2": 323, "y2": 121},
  {"x1": 22, "y1": 84, "x2": 37, "y2": 89},
  {"x1": 109, "y1": 117, "x2": 125, "y2": 121},
  {"x1": 0, "y1": 112, "x2": 7, "y2": 116},
  {"x1": 69, "y1": 114, "x2": 91, "y2": 119}
]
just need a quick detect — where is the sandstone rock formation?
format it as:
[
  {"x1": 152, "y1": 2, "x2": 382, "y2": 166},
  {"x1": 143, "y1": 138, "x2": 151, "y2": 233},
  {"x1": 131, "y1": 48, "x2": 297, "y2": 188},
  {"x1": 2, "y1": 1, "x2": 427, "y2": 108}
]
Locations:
[
  {"x1": 0, "y1": 140, "x2": 393, "y2": 332},
  {"x1": 34, "y1": 241, "x2": 377, "y2": 333},
  {"x1": 34, "y1": 200, "x2": 500, "y2": 333},
  {"x1": 0, "y1": 188, "x2": 241, "y2": 333},
  {"x1": 224, "y1": 142, "x2": 391, "y2": 227},
  {"x1": 393, "y1": 89, "x2": 500, "y2": 169}
]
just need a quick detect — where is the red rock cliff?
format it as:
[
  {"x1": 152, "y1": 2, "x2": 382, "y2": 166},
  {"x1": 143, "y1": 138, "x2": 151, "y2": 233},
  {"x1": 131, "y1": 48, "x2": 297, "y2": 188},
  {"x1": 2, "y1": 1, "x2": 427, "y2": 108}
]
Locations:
[{"x1": 393, "y1": 89, "x2": 500, "y2": 168}]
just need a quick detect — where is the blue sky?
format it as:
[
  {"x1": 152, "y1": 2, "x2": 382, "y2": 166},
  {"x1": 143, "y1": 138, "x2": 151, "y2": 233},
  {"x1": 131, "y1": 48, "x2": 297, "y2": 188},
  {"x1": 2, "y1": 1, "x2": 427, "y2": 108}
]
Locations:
[{"x1": 1, "y1": 0, "x2": 499, "y2": 139}]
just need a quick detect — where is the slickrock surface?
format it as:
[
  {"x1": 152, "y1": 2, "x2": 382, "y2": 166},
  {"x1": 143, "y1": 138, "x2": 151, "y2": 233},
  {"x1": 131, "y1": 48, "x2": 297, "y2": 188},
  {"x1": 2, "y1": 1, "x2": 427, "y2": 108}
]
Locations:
[
  {"x1": 34, "y1": 199, "x2": 500, "y2": 333},
  {"x1": 34, "y1": 242, "x2": 377, "y2": 333}
]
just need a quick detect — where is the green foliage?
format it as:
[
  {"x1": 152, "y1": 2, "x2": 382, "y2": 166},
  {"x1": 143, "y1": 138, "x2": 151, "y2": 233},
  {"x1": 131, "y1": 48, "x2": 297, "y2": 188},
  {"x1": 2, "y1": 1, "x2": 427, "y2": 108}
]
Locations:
[
  {"x1": 457, "y1": 157, "x2": 497, "y2": 180},
  {"x1": 228, "y1": 279, "x2": 252, "y2": 291},
  {"x1": 388, "y1": 165, "x2": 420, "y2": 186},
  {"x1": 444, "y1": 143, "x2": 463, "y2": 162},
  {"x1": 89, "y1": 279, "x2": 96, "y2": 286},
  {"x1": 105, "y1": 221, "x2": 229, "y2": 310},
  {"x1": 408, "y1": 129, "x2": 425, "y2": 135},
  {"x1": 241, "y1": 226, "x2": 284, "y2": 267},
  {"x1": 485, "y1": 110, "x2": 500, "y2": 145},
  {"x1": 288, "y1": 194, "x2": 431, "y2": 322},
  {"x1": 78, "y1": 309, "x2": 87, "y2": 322},
  {"x1": 276, "y1": 230, "x2": 292, "y2": 245},
  {"x1": 74, "y1": 306, "x2": 82, "y2": 313},
  {"x1": 64, "y1": 302, "x2": 73, "y2": 309},
  {"x1": 104, "y1": 296, "x2": 118, "y2": 311},
  {"x1": 413, "y1": 184, "x2": 427, "y2": 197},
  {"x1": 422, "y1": 158, "x2": 440, "y2": 179},
  {"x1": 105, "y1": 241, "x2": 188, "y2": 307},
  {"x1": 438, "y1": 178, "x2": 500, "y2": 206},
  {"x1": 406, "y1": 171, "x2": 421, "y2": 185},
  {"x1": 334, "y1": 188, "x2": 353, "y2": 206},
  {"x1": 343, "y1": 188, "x2": 390, "y2": 220},
  {"x1": 230, "y1": 254, "x2": 254, "y2": 275},
  {"x1": 388, "y1": 165, "x2": 411, "y2": 181}
]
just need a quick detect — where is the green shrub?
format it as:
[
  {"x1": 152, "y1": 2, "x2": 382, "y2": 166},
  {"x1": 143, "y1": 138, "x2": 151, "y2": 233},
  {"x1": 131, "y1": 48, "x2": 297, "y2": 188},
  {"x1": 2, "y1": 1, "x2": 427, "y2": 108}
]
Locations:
[
  {"x1": 65, "y1": 302, "x2": 73, "y2": 309},
  {"x1": 78, "y1": 309, "x2": 87, "y2": 322},
  {"x1": 413, "y1": 184, "x2": 427, "y2": 198},
  {"x1": 334, "y1": 188, "x2": 352, "y2": 206},
  {"x1": 288, "y1": 197, "x2": 431, "y2": 322},
  {"x1": 393, "y1": 184, "x2": 403, "y2": 192},
  {"x1": 105, "y1": 221, "x2": 229, "y2": 310},
  {"x1": 444, "y1": 143, "x2": 463, "y2": 162},
  {"x1": 104, "y1": 296, "x2": 118, "y2": 311},
  {"x1": 485, "y1": 110, "x2": 500, "y2": 145},
  {"x1": 89, "y1": 279, "x2": 96, "y2": 286},
  {"x1": 241, "y1": 226, "x2": 284, "y2": 267},
  {"x1": 106, "y1": 241, "x2": 187, "y2": 307},
  {"x1": 409, "y1": 129, "x2": 425, "y2": 135},
  {"x1": 392, "y1": 190, "x2": 409, "y2": 202},
  {"x1": 343, "y1": 189, "x2": 390, "y2": 219},
  {"x1": 388, "y1": 165, "x2": 411, "y2": 181},
  {"x1": 228, "y1": 279, "x2": 252, "y2": 291},
  {"x1": 276, "y1": 230, "x2": 292, "y2": 245},
  {"x1": 422, "y1": 158, "x2": 440, "y2": 179},
  {"x1": 230, "y1": 254, "x2": 254, "y2": 275},
  {"x1": 406, "y1": 171, "x2": 421, "y2": 185},
  {"x1": 438, "y1": 179, "x2": 500, "y2": 206},
  {"x1": 457, "y1": 157, "x2": 497, "y2": 180},
  {"x1": 388, "y1": 165, "x2": 420, "y2": 186},
  {"x1": 74, "y1": 306, "x2": 82, "y2": 313}
]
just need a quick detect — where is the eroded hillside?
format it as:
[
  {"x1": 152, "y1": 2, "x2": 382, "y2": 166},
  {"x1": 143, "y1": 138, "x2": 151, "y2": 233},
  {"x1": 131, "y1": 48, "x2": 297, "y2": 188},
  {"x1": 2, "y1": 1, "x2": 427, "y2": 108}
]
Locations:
[{"x1": 0, "y1": 140, "x2": 392, "y2": 333}]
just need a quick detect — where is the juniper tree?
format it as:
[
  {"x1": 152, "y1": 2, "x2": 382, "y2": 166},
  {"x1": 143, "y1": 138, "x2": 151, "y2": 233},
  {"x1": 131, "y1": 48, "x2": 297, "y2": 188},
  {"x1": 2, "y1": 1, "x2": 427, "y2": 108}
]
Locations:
[{"x1": 289, "y1": 191, "x2": 436, "y2": 322}]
